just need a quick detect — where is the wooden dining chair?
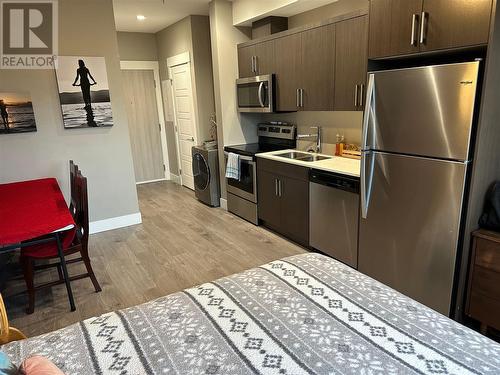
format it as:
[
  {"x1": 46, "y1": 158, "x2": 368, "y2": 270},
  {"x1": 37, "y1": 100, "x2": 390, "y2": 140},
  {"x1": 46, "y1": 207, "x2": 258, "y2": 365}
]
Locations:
[
  {"x1": 0, "y1": 293, "x2": 26, "y2": 345},
  {"x1": 20, "y1": 170, "x2": 101, "y2": 314},
  {"x1": 69, "y1": 160, "x2": 78, "y2": 213}
]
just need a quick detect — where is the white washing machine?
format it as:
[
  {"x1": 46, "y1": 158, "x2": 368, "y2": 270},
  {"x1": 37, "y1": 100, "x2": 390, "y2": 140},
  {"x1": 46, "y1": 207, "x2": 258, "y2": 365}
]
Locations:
[{"x1": 192, "y1": 145, "x2": 220, "y2": 207}]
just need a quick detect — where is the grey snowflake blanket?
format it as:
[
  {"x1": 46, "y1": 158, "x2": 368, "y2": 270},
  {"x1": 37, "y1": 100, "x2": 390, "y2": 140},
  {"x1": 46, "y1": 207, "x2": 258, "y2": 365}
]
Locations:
[{"x1": 2, "y1": 253, "x2": 500, "y2": 374}]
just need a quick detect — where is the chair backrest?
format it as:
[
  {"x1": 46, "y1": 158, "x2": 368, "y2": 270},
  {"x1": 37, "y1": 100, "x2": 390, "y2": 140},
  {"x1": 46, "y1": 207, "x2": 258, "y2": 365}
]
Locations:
[
  {"x1": 72, "y1": 171, "x2": 89, "y2": 246},
  {"x1": 69, "y1": 160, "x2": 79, "y2": 214}
]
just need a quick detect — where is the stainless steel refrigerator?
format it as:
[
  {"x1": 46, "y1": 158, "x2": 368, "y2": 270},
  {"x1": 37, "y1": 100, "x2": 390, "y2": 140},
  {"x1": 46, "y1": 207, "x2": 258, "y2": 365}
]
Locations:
[{"x1": 359, "y1": 61, "x2": 480, "y2": 316}]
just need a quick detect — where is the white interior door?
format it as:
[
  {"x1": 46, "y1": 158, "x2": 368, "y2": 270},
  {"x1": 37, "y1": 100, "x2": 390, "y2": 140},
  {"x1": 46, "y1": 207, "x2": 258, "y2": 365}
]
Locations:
[{"x1": 171, "y1": 63, "x2": 196, "y2": 190}]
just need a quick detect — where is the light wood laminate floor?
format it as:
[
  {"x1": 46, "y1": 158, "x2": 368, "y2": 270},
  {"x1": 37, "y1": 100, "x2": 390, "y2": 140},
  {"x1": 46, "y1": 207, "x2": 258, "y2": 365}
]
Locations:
[{"x1": 4, "y1": 181, "x2": 306, "y2": 337}]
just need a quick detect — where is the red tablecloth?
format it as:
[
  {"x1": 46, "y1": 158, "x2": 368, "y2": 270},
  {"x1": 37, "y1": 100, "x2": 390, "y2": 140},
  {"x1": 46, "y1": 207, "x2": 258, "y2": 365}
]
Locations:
[{"x1": 0, "y1": 178, "x2": 75, "y2": 249}]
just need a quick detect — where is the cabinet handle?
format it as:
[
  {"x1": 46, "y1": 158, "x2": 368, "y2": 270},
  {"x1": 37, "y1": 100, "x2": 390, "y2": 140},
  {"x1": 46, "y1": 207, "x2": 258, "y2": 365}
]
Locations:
[
  {"x1": 275, "y1": 179, "x2": 279, "y2": 196},
  {"x1": 254, "y1": 56, "x2": 258, "y2": 74},
  {"x1": 420, "y1": 12, "x2": 428, "y2": 45},
  {"x1": 410, "y1": 13, "x2": 419, "y2": 46},
  {"x1": 300, "y1": 89, "x2": 304, "y2": 108},
  {"x1": 354, "y1": 84, "x2": 359, "y2": 107},
  {"x1": 359, "y1": 84, "x2": 365, "y2": 107},
  {"x1": 278, "y1": 179, "x2": 282, "y2": 197},
  {"x1": 296, "y1": 89, "x2": 300, "y2": 108},
  {"x1": 251, "y1": 56, "x2": 255, "y2": 73}
]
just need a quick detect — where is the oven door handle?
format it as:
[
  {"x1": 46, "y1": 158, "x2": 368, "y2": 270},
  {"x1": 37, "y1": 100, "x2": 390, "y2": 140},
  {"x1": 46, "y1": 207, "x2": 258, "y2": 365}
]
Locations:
[{"x1": 224, "y1": 151, "x2": 254, "y2": 162}]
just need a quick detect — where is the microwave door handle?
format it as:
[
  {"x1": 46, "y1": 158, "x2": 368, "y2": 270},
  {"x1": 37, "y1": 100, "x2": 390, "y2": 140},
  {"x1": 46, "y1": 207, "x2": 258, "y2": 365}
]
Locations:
[{"x1": 258, "y1": 82, "x2": 265, "y2": 107}]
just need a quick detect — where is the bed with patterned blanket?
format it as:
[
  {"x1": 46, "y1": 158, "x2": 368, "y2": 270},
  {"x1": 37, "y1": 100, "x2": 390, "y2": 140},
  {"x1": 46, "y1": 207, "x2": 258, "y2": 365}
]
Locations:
[{"x1": 2, "y1": 253, "x2": 500, "y2": 374}]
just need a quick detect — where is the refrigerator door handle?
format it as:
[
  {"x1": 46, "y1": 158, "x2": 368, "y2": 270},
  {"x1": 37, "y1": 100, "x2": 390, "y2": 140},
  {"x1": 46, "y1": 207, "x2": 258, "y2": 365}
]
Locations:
[
  {"x1": 361, "y1": 151, "x2": 375, "y2": 219},
  {"x1": 361, "y1": 74, "x2": 375, "y2": 151}
]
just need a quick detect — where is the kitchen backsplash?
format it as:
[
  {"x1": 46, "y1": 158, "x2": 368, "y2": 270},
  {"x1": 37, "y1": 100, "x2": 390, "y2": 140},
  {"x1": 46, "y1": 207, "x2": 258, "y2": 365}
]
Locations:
[{"x1": 261, "y1": 111, "x2": 363, "y2": 145}]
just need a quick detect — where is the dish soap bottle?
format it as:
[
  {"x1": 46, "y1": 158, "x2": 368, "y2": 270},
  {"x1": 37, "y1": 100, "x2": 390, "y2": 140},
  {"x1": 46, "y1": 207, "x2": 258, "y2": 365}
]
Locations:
[
  {"x1": 339, "y1": 135, "x2": 345, "y2": 156},
  {"x1": 335, "y1": 134, "x2": 341, "y2": 156}
]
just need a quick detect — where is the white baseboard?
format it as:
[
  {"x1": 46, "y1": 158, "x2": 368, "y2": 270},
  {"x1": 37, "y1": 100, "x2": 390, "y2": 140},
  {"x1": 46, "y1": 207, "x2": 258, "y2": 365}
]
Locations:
[
  {"x1": 90, "y1": 212, "x2": 142, "y2": 234},
  {"x1": 136, "y1": 178, "x2": 167, "y2": 185},
  {"x1": 220, "y1": 198, "x2": 228, "y2": 210},
  {"x1": 170, "y1": 173, "x2": 181, "y2": 185}
]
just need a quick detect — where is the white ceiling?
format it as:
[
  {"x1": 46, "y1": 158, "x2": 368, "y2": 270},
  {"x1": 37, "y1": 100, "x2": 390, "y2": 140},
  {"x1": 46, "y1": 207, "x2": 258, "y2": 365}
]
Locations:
[{"x1": 113, "y1": 0, "x2": 211, "y2": 33}]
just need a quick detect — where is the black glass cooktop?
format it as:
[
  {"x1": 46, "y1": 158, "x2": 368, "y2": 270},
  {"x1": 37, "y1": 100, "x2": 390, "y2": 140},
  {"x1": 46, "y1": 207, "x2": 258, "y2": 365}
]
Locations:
[{"x1": 224, "y1": 143, "x2": 291, "y2": 158}]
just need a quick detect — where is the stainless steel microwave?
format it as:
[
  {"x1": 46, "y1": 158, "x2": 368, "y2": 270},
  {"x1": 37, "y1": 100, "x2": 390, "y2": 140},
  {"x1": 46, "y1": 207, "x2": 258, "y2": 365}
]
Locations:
[{"x1": 236, "y1": 74, "x2": 275, "y2": 113}]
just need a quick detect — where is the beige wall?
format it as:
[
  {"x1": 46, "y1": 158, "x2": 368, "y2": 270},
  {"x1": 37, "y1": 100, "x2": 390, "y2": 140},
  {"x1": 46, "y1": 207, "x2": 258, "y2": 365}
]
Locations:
[
  {"x1": 117, "y1": 32, "x2": 158, "y2": 61},
  {"x1": 155, "y1": 17, "x2": 192, "y2": 175},
  {"x1": 210, "y1": 0, "x2": 263, "y2": 200},
  {"x1": 156, "y1": 17, "x2": 193, "y2": 81},
  {"x1": 232, "y1": 0, "x2": 296, "y2": 25},
  {"x1": 0, "y1": 0, "x2": 139, "y2": 223},
  {"x1": 288, "y1": 0, "x2": 369, "y2": 28},
  {"x1": 155, "y1": 16, "x2": 216, "y2": 177}
]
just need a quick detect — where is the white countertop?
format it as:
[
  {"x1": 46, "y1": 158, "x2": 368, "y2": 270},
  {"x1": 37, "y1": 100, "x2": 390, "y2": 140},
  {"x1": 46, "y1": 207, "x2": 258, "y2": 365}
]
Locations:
[{"x1": 256, "y1": 149, "x2": 361, "y2": 177}]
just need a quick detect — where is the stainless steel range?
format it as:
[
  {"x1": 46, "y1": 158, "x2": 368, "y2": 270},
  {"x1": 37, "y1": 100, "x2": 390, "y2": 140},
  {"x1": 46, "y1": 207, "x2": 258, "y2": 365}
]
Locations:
[{"x1": 224, "y1": 123, "x2": 296, "y2": 224}]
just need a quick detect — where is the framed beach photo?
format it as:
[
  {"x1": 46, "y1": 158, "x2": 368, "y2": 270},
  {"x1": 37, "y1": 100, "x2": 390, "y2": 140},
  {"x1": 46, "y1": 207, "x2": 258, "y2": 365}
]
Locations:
[
  {"x1": 55, "y1": 56, "x2": 114, "y2": 129},
  {"x1": 0, "y1": 92, "x2": 37, "y2": 134}
]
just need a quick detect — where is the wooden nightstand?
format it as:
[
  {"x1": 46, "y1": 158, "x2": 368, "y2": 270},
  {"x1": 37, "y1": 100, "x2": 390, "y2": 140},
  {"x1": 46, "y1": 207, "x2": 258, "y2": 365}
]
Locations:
[{"x1": 466, "y1": 229, "x2": 500, "y2": 333}]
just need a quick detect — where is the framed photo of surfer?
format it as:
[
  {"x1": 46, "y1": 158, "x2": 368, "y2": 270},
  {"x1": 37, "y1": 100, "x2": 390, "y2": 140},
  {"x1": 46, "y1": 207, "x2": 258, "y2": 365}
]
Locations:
[
  {"x1": 0, "y1": 92, "x2": 37, "y2": 134},
  {"x1": 55, "y1": 56, "x2": 114, "y2": 129}
]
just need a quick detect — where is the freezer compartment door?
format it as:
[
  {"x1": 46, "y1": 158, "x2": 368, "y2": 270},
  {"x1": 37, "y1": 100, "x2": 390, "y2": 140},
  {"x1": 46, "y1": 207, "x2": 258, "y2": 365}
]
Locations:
[
  {"x1": 363, "y1": 62, "x2": 479, "y2": 160},
  {"x1": 358, "y1": 151, "x2": 467, "y2": 315}
]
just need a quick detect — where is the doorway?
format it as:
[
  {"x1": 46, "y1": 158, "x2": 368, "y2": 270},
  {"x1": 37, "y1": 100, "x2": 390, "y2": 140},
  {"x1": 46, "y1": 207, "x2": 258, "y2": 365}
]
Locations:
[
  {"x1": 120, "y1": 61, "x2": 170, "y2": 184},
  {"x1": 167, "y1": 53, "x2": 198, "y2": 190}
]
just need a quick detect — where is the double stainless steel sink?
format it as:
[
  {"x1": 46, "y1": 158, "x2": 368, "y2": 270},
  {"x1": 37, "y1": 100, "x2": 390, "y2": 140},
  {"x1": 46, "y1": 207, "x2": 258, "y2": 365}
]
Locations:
[{"x1": 275, "y1": 151, "x2": 332, "y2": 162}]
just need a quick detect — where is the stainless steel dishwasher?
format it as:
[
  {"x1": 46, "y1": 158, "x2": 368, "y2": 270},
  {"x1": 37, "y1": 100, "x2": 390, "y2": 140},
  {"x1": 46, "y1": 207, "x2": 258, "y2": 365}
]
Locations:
[{"x1": 309, "y1": 169, "x2": 360, "y2": 268}]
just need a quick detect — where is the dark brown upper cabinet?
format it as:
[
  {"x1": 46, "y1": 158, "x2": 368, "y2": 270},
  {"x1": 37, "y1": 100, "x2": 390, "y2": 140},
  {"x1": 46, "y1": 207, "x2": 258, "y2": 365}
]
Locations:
[
  {"x1": 301, "y1": 25, "x2": 336, "y2": 111},
  {"x1": 238, "y1": 45, "x2": 255, "y2": 78},
  {"x1": 254, "y1": 40, "x2": 275, "y2": 76},
  {"x1": 335, "y1": 15, "x2": 368, "y2": 111},
  {"x1": 274, "y1": 25, "x2": 336, "y2": 112},
  {"x1": 274, "y1": 33, "x2": 303, "y2": 111},
  {"x1": 238, "y1": 40, "x2": 275, "y2": 78},
  {"x1": 420, "y1": 0, "x2": 493, "y2": 52},
  {"x1": 368, "y1": 0, "x2": 493, "y2": 59}
]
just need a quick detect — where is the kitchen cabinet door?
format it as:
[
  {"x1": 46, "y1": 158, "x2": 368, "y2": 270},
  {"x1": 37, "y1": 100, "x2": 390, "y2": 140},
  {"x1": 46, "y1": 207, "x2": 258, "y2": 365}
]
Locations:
[
  {"x1": 280, "y1": 176, "x2": 309, "y2": 247},
  {"x1": 420, "y1": 0, "x2": 492, "y2": 52},
  {"x1": 238, "y1": 45, "x2": 255, "y2": 78},
  {"x1": 254, "y1": 40, "x2": 275, "y2": 76},
  {"x1": 335, "y1": 15, "x2": 368, "y2": 111},
  {"x1": 368, "y1": 0, "x2": 423, "y2": 59},
  {"x1": 257, "y1": 169, "x2": 281, "y2": 230},
  {"x1": 300, "y1": 24, "x2": 335, "y2": 111},
  {"x1": 274, "y1": 33, "x2": 302, "y2": 111}
]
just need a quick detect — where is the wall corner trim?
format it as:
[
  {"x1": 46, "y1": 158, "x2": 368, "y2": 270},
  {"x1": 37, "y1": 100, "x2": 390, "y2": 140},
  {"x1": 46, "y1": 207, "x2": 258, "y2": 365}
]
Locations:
[
  {"x1": 220, "y1": 198, "x2": 228, "y2": 211},
  {"x1": 89, "y1": 212, "x2": 142, "y2": 234}
]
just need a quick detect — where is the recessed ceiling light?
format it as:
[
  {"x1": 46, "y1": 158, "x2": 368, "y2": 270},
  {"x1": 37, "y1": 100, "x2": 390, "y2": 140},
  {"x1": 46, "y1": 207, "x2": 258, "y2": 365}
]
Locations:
[{"x1": 137, "y1": 15, "x2": 146, "y2": 21}]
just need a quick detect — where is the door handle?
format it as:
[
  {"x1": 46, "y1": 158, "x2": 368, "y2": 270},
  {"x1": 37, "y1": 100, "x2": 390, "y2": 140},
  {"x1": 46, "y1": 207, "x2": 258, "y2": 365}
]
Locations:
[
  {"x1": 410, "y1": 13, "x2": 419, "y2": 46},
  {"x1": 420, "y1": 12, "x2": 428, "y2": 45},
  {"x1": 359, "y1": 84, "x2": 365, "y2": 107},
  {"x1": 258, "y1": 82, "x2": 265, "y2": 107},
  {"x1": 361, "y1": 74, "x2": 375, "y2": 151},
  {"x1": 354, "y1": 84, "x2": 359, "y2": 107},
  {"x1": 360, "y1": 151, "x2": 375, "y2": 219}
]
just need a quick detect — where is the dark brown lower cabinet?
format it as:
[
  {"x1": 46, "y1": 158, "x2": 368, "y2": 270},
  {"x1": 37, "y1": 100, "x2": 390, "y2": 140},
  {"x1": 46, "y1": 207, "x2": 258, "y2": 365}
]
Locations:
[{"x1": 257, "y1": 158, "x2": 309, "y2": 247}]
